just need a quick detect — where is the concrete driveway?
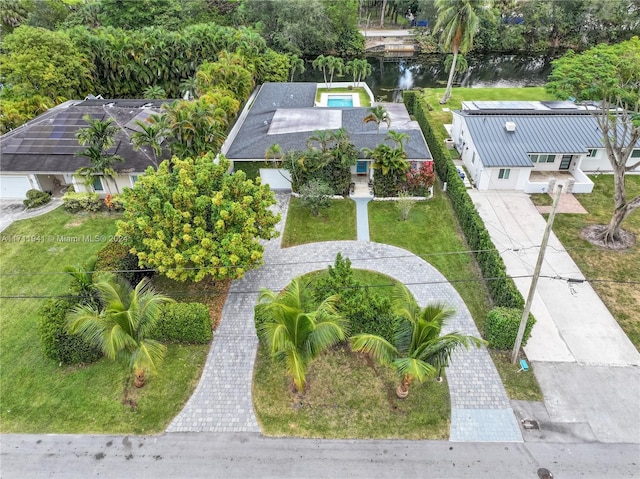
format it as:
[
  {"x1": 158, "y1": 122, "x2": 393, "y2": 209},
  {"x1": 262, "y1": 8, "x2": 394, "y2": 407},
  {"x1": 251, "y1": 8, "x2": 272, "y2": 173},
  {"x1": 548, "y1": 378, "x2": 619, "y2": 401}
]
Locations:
[
  {"x1": 0, "y1": 198, "x2": 62, "y2": 233},
  {"x1": 468, "y1": 190, "x2": 640, "y2": 443}
]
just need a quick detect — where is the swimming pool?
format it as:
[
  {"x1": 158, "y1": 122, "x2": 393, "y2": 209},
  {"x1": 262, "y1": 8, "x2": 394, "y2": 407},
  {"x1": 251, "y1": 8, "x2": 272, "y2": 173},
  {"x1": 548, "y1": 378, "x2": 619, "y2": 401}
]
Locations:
[{"x1": 327, "y1": 95, "x2": 354, "y2": 107}]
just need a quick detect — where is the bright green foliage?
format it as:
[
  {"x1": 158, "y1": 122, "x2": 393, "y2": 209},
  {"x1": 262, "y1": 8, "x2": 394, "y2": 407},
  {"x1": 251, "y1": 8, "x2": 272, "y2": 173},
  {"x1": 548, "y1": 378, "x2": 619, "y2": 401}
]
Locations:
[
  {"x1": 95, "y1": 241, "x2": 146, "y2": 287},
  {"x1": 299, "y1": 179, "x2": 334, "y2": 216},
  {"x1": 117, "y1": 154, "x2": 280, "y2": 282},
  {"x1": 256, "y1": 277, "x2": 348, "y2": 392},
  {"x1": 196, "y1": 52, "x2": 255, "y2": 100},
  {"x1": 362, "y1": 139, "x2": 410, "y2": 197},
  {"x1": 287, "y1": 54, "x2": 305, "y2": 82},
  {"x1": 0, "y1": 26, "x2": 91, "y2": 101},
  {"x1": 345, "y1": 58, "x2": 372, "y2": 87},
  {"x1": 22, "y1": 189, "x2": 51, "y2": 209},
  {"x1": 131, "y1": 113, "x2": 170, "y2": 168},
  {"x1": 485, "y1": 307, "x2": 535, "y2": 350},
  {"x1": 63, "y1": 256, "x2": 100, "y2": 308},
  {"x1": 61, "y1": 191, "x2": 102, "y2": 212},
  {"x1": 38, "y1": 298, "x2": 103, "y2": 365},
  {"x1": 254, "y1": 49, "x2": 291, "y2": 83},
  {"x1": 351, "y1": 288, "x2": 485, "y2": 394},
  {"x1": 546, "y1": 37, "x2": 640, "y2": 243},
  {"x1": 153, "y1": 302, "x2": 212, "y2": 344},
  {"x1": 67, "y1": 273, "x2": 172, "y2": 380},
  {"x1": 363, "y1": 105, "x2": 391, "y2": 133}
]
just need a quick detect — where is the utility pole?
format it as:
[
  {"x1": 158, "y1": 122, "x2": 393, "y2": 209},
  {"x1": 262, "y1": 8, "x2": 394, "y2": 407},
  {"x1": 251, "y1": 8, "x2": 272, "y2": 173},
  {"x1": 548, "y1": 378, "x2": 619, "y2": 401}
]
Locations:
[{"x1": 511, "y1": 184, "x2": 563, "y2": 364}]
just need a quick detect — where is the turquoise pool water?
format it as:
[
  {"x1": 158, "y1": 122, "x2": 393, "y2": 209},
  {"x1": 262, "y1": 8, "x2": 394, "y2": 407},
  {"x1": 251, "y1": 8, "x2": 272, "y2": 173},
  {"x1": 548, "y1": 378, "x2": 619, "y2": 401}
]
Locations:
[{"x1": 327, "y1": 95, "x2": 354, "y2": 107}]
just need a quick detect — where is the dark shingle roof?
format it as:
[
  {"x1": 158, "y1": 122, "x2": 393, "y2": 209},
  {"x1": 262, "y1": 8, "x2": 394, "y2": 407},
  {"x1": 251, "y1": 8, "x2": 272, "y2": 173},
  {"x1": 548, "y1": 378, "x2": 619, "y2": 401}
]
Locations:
[
  {"x1": 226, "y1": 83, "x2": 431, "y2": 160},
  {"x1": 458, "y1": 112, "x2": 609, "y2": 168},
  {"x1": 0, "y1": 99, "x2": 169, "y2": 173}
]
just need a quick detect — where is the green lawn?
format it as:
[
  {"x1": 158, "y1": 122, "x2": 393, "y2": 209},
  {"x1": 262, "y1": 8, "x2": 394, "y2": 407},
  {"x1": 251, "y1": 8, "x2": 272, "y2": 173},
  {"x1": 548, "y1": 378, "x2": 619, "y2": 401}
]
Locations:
[
  {"x1": 253, "y1": 270, "x2": 450, "y2": 439},
  {"x1": 550, "y1": 175, "x2": 640, "y2": 349},
  {"x1": 282, "y1": 198, "x2": 356, "y2": 247},
  {"x1": 315, "y1": 87, "x2": 371, "y2": 107},
  {"x1": 0, "y1": 208, "x2": 208, "y2": 433},
  {"x1": 232, "y1": 161, "x2": 264, "y2": 181}
]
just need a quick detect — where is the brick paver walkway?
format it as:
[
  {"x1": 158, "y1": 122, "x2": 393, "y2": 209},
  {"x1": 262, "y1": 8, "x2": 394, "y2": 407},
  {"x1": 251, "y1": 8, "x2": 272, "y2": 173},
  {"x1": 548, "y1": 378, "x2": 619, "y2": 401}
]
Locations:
[{"x1": 168, "y1": 192, "x2": 522, "y2": 441}]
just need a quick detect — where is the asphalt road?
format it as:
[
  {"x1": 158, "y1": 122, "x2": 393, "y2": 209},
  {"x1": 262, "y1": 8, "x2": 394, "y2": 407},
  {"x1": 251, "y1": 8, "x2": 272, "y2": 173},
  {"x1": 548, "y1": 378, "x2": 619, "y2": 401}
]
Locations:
[{"x1": 1, "y1": 432, "x2": 639, "y2": 479}]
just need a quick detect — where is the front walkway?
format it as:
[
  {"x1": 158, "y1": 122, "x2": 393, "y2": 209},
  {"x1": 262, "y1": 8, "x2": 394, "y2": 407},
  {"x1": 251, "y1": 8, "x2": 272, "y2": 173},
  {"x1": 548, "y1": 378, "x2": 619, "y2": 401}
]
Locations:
[
  {"x1": 0, "y1": 198, "x2": 63, "y2": 233},
  {"x1": 169, "y1": 193, "x2": 521, "y2": 442}
]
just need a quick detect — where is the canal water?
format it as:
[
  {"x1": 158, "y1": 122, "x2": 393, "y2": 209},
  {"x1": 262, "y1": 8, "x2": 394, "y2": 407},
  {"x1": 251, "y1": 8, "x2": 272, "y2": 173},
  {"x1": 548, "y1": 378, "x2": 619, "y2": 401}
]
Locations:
[{"x1": 300, "y1": 53, "x2": 556, "y2": 102}]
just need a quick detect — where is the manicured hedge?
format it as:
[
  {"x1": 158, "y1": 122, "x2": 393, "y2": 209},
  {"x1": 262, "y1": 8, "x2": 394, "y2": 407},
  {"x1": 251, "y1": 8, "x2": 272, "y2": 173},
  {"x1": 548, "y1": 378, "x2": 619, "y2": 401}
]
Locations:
[
  {"x1": 484, "y1": 307, "x2": 535, "y2": 350},
  {"x1": 38, "y1": 298, "x2": 102, "y2": 364},
  {"x1": 62, "y1": 191, "x2": 101, "y2": 212},
  {"x1": 153, "y1": 302, "x2": 212, "y2": 344},
  {"x1": 406, "y1": 90, "x2": 524, "y2": 310},
  {"x1": 23, "y1": 189, "x2": 51, "y2": 209}
]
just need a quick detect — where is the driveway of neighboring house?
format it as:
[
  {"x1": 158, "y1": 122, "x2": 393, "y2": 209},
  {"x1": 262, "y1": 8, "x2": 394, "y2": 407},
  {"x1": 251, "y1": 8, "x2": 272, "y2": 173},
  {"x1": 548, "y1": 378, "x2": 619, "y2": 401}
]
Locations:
[
  {"x1": 468, "y1": 189, "x2": 640, "y2": 443},
  {"x1": 0, "y1": 198, "x2": 63, "y2": 233}
]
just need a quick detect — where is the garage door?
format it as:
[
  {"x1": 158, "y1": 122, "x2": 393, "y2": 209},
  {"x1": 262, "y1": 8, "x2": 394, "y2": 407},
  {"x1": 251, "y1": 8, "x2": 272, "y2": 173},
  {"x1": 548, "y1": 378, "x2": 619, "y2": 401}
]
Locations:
[{"x1": 0, "y1": 176, "x2": 32, "y2": 199}]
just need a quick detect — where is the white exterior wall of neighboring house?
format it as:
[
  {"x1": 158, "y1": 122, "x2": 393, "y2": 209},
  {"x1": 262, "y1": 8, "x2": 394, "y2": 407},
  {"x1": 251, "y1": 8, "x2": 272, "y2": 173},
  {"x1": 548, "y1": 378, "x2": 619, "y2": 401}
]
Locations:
[
  {"x1": 580, "y1": 148, "x2": 640, "y2": 172},
  {"x1": 455, "y1": 116, "x2": 488, "y2": 189}
]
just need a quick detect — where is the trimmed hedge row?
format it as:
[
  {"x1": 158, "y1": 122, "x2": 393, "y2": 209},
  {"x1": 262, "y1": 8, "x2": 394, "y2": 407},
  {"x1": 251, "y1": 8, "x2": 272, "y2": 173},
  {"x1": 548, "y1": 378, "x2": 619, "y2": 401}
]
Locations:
[
  {"x1": 38, "y1": 298, "x2": 103, "y2": 364},
  {"x1": 404, "y1": 90, "x2": 524, "y2": 309},
  {"x1": 153, "y1": 302, "x2": 212, "y2": 344},
  {"x1": 485, "y1": 307, "x2": 535, "y2": 350}
]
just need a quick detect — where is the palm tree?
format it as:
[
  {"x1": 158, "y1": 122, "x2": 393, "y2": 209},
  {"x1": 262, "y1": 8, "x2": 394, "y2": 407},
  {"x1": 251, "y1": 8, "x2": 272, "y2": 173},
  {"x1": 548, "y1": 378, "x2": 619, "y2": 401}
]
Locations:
[
  {"x1": 67, "y1": 273, "x2": 173, "y2": 388},
  {"x1": 288, "y1": 54, "x2": 305, "y2": 82},
  {"x1": 180, "y1": 77, "x2": 198, "y2": 100},
  {"x1": 264, "y1": 143, "x2": 283, "y2": 165},
  {"x1": 312, "y1": 55, "x2": 330, "y2": 89},
  {"x1": 345, "y1": 59, "x2": 372, "y2": 87},
  {"x1": 143, "y1": 85, "x2": 167, "y2": 99},
  {"x1": 363, "y1": 143, "x2": 410, "y2": 176},
  {"x1": 363, "y1": 105, "x2": 391, "y2": 134},
  {"x1": 386, "y1": 131, "x2": 410, "y2": 154},
  {"x1": 351, "y1": 289, "x2": 485, "y2": 397},
  {"x1": 257, "y1": 277, "x2": 348, "y2": 393},
  {"x1": 306, "y1": 129, "x2": 333, "y2": 152},
  {"x1": 75, "y1": 115, "x2": 124, "y2": 193},
  {"x1": 326, "y1": 56, "x2": 344, "y2": 90},
  {"x1": 444, "y1": 53, "x2": 469, "y2": 82},
  {"x1": 64, "y1": 256, "x2": 99, "y2": 308},
  {"x1": 434, "y1": 0, "x2": 483, "y2": 104},
  {"x1": 131, "y1": 114, "x2": 169, "y2": 168}
]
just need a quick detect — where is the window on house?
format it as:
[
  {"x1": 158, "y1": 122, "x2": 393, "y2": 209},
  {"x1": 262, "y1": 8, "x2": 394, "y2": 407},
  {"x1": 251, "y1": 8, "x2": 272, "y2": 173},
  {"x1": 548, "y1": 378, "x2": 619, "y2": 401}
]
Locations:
[
  {"x1": 632, "y1": 150, "x2": 640, "y2": 158},
  {"x1": 545, "y1": 155, "x2": 556, "y2": 163},
  {"x1": 471, "y1": 152, "x2": 476, "y2": 164},
  {"x1": 92, "y1": 176, "x2": 104, "y2": 192},
  {"x1": 529, "y1": 154, "x2": 539, "y2": 163},
  {"x1": 130, "y1": 175, "x2": 139, "y2": 185},
  {"x1": 498, "y1": 168, "x2": 511, "y2": 179},
  {"x1": 587, "y1": 149, "x2": 598, "y2": 157}
]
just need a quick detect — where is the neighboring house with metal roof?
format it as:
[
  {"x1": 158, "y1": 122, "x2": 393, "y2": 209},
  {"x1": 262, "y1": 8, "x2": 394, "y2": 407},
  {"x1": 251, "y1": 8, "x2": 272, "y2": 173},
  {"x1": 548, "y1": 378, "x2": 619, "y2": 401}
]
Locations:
[
  {"x1": 0, "y1": 99, "x2": 168, "y2": 199},
  {"x1": 222, "y1": 82, "x2": 432, "y2": 189},
  {"x1": 450, "y1": 101, "x2": 640, "y2": 193}
]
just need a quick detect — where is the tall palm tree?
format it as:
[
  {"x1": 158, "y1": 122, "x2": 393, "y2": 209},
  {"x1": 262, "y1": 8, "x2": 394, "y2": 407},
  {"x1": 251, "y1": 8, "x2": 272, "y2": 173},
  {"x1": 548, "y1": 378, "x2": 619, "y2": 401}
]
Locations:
[
  {"x1": 306, "y1": 129, "x2": 333, "y2": 152},
  {"x1": 326, "y1": 56, "x2": 344, "y2": 90},
  {"x1": 257, "y1": 277, "x2": 348, "y2": 393},
  {"x1": 312, "y1": 55, "x2": 330, "y2": 89},
  {"x1": 143, "y1": 85, "x2": 167, "y2": 99},
  {"x1": 345, "y1": 59, "x2": 372, "y2": 87},
  {"x1": 351, "y1": 288, "x2": 485, "y2": 397},
  {"x1": 363, "y1": 105, "x2": 391, "y2": 134},
  {"x1": 362, "y1": 143, "x2": 410, "y2": 176},
  {"x1": 386, "y1": 130, "x2": 410, "y2": 154},
  {"x1": 67, "y1": 273, "x2": 173, "y2": 388},
  {"x1": 131, "y1": 114, "x2": 169, "y2": 168},
  {"x1": 75, "y1": 115, "x2": 124, "y2": 193},
  {"x1": 264, "y1": 143, "x2": 283, "y2": 164},
  {"x1": 288, "y1": 54, "x2": 306, "y2": 82},
  {"x1": 434, "y1": 0, "x2": 483, "y2": 104}
]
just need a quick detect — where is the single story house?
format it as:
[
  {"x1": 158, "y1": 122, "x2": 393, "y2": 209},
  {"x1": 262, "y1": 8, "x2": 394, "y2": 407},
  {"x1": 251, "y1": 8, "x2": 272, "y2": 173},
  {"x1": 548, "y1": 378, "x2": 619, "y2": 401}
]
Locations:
[
  {"x1": 222, "y1": 82, "x2": 432, "y2": 189},
  {"x1": 450, "y1": 101, "x2": 640, "y2": 193},
  {"x1": 0, "y1": 99, "x2": 168, "y2": 199}
]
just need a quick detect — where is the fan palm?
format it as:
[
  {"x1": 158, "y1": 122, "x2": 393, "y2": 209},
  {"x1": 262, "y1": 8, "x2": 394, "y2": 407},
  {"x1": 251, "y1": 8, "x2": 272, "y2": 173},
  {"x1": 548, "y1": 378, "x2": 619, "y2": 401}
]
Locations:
[
  {"x1": 351, "y1": 288, "x2": 485, "y2": 397},
  {"x1": 363, "y1": 105, "x2": 391, "y2": 134},
  {"x1": 257, "y1": 277, "x2": 348, "y2": 393},
  {"x1": 434, "y1": 0, "x2": 483, "y2": 104},
  {"x1": 67, "y1": 273, "x2": 173, "y2": 388}
]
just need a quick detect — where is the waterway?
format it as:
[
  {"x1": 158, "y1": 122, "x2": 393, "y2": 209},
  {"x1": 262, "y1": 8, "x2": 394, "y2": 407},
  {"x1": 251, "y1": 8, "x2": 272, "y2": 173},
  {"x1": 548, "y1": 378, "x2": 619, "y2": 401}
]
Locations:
[{"x1": 300, "y1": 53, "x2": 556, "y2": 102}]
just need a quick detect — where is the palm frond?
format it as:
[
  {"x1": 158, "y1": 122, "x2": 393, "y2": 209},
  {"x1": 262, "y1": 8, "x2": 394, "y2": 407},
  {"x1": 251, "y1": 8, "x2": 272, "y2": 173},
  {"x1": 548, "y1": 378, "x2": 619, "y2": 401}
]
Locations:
[
  {"x1": 350, "y1": 334, "x2": 397, "y2": 365},
  {"x1": 392, "y1": 357, "x2": 437, "y2": 383}
]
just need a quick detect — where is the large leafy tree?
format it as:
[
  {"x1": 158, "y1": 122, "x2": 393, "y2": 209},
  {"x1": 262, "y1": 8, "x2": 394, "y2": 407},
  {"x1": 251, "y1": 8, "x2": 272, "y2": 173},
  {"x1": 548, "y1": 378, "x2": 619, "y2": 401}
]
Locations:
[
  {"x1": 117, "y1": 154, "x2": 280, "y2": 282},
  {"x1": 0, "y1": 25, "x2": 92, "y2": 102},
  {"x1": 546, "y1": 37, "x2": 640, "y2": 245},
  {"x1": 68, "y1": 273, "x2": 172, "y2": 388},
  {"x1": 256, "y1": 277, "x2": 347, "y2": 393},
  {"x1": 434, "y1": 0, "x2": 484, "y2": 104},
  {"x1": 351, "y1": 288, "x2": 485, "y2": 397}
]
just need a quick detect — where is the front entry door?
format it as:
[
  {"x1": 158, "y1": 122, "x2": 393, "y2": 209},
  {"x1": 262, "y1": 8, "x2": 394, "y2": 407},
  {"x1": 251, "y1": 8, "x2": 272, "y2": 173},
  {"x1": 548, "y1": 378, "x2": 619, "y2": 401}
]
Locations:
[
  {"x1": 559, "y1": 155, "x2": 572, "y2": 170},
  {"x1": 356, "y1": 161, "x2": 367, "y2": 174}
]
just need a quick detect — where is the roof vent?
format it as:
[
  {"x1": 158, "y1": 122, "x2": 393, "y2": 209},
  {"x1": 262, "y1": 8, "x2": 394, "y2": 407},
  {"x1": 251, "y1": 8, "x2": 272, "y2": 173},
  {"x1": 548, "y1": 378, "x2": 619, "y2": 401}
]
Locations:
[{"x1": 505, "y1": 121, "x2": 516, "y2": 132}]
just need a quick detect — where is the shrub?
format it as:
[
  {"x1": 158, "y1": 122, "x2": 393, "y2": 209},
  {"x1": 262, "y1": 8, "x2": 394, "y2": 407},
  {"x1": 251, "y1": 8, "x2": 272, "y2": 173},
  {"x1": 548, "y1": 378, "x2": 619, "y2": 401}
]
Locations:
[
  {"x1": 38, "y1": 299, "x2": 102, "y2": 364},
  {"x1": 95, "y1": 241, "x2": 147, "y2": 286},
  {"x1": 484, "y1": 307, "x2": 535, "y2": 350},
  {"x1": 410, "y1": 91, "x2": 524, "y2": 309},
  {"x1": 153, "y1": 302, "x2": 212, "y2": 344},
  {"x1": 62, "y1": 191, "x2": 101, "y2": 212},
  {"x1": 299, "y1": 179, "x2": 334, "y2": 216},
  {"x1": 104, "y1": 193, "x2": 125, "y2": 211},
  {"x1": 23, "y1": 189, "x2": 51, "y2": 209}
]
